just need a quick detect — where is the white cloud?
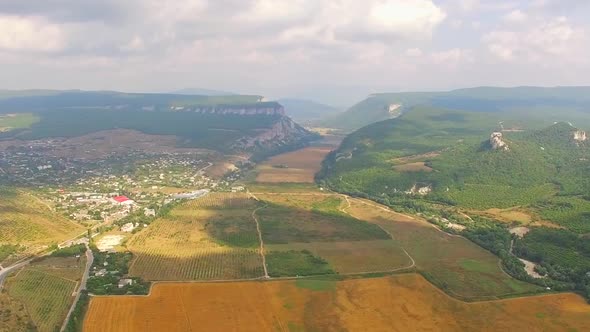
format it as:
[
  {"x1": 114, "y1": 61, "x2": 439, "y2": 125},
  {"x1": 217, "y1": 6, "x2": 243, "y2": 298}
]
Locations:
[
  {"x1": 120, "y1": 36, "x2": 145, "y2": 52},
  {"x1": 503, "y1": 9, "x2": 527, "y2": 23},
  {"x1": 484, "y1": 16, "x2": 586, "y2": 63},
  {"x1": 450, "y1": 19, "x2": 464, "y2": 29},
  {"x1": 241, "y1": 0, "x2": 311, "y2": 22},
  {"x1": 0, "y1": 0, "x2": 588, "y2": 102},
  {"x1": 457, "y1": 0, "x2": 480, "y2": 12},
  {"x1": 406, "y1": 48, "x2": 423, "y2": 57},
  {"x1": 368, "y1": 0, "x2": 446, "y2": 37},
  {"x1": 431, "y1": 48, "x2": 473, "y2": 66},
  {"x1": 143, "y1": 0, "x2": 208, "y2": 23},
  {"x1": 0, "y1": 15, "x2": 65, "y2": 52}
]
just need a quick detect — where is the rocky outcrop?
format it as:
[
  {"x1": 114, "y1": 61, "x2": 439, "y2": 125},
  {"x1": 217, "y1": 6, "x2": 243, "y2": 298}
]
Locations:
[
  {"x1": 405, "y1": 184, "x2": 432, "y2": 196},
  {"x1": 233, "y1": 116, "x2": 313, "y2": 152},
  {"x1": 490, "y1": 132, "x2": 509, "y2": 151},
  {"x1": 573, "y1": 130, "x2": 587, "y2": 143},
  {"x1": 387, "y1": 104, "x2": 402, "y2": 116}
]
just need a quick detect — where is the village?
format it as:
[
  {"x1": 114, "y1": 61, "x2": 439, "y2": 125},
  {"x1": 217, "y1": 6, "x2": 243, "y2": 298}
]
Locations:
[{"x1": 0, "y1": 140, "x2": 248, "y2": 240}]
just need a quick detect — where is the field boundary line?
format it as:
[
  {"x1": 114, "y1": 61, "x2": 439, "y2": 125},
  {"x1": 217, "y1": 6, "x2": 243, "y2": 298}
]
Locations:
[
  {"x1": 339, "y1": 194, "x2": 417, "y2": 270},
  {"x1": 177, "y1": 290, "x2": 193, "y2": 331},
  {"x1": 29, "y1": 267, "x2": 79, "y2": 283},
  {"x1": 252, "y1": 205, "x2": 269, "y2": 279}
]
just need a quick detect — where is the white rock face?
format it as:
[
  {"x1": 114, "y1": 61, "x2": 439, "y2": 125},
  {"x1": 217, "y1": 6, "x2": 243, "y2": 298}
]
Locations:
[
  {"x1": 388, "y1": 104, "x2": 402, "y2": 115},
  {"x1": 405, "y1": 184, "x2": 432, "y2": 196},
  {"x1": 490, "y1": 132, "x2": 509, "y2": 151},
  {"x1": 573, "y1": 130, "x2": 587, "y2": 142}
]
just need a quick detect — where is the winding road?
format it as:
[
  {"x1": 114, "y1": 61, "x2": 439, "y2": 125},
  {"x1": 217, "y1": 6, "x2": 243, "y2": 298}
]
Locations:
[{"x1": 0, "y1": 259, "x2": 32, "y2": 290}]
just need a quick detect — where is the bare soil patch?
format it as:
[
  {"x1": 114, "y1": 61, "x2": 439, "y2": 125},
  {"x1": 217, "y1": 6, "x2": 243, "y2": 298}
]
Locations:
[
  {"x1": 509, "y1": 226, "x2": 530, "y2": 238},
  {"x1": 391, "y1": 151, "x2": 441, "y2": 164},
  {"x1": 393, "y1": 162, "x2": 433, "y2": 172},
  {"x1": 256, "y1": 146, "x2": 333, "y2": 183},
  {"x1": 519, "y1": 258, "x2": 544, "y2": 279}
]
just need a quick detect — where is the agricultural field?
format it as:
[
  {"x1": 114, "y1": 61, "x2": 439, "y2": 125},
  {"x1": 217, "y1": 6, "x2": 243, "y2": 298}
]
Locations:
[
  {"x1": 345, "y1": 198, "x2": 541, "y2": 300},
  {"x1": 84, "y1": 274, "x2": 590, "y2": 332},
  {"x1": 3, "y1": 256, "x2": 85, "y2": 332},
  {"x1": 248, "y1": 182, "x2": 323, "y2": 194},
  {"x1": 265, "y1": 250, "x2": 334, "y2": 277},
  {"x1": 0, "y1": 188, "x2": 84, "y2": 264},
  {"x1": 127, "y1": 193, "x2": 265, "y2": 280},
  {"x1": 267, "y1": 240, "x2": 412, "y2": 274},
  {"x1": 534, "y1": 196, "x2": 590, "y2": 233},
  {"x1": 0, "y1": 292, "x2": 32, "y2": 332},
  {"x1": 256, "y1": 195, "x2": 389, "y2": 244},
  {"x1": 255, "y1": 194, "x2": 411, "y2": 276},
  {"x1": 255, "y1": 146, "x2": 334, "y2": 183}
]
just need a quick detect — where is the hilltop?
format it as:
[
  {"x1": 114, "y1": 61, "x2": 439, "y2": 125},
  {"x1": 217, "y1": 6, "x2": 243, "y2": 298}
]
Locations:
[
  {"x1": 323, "y1": 86, "x2": 590, "y2": 132},
  {"x1": 318, "y1": 104, "x2": 590, "y2": 300},
  {"x1": 0, "y1": 90, "x2": 318, "y2": 158},
  {"x1": 319, "y1": 107, "x2": 590, "y2": 211}
]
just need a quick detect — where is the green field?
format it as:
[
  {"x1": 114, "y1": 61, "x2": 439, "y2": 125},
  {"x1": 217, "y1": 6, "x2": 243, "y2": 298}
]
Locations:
[
  {"x1": 0, "y1": 113, "x2": 39, "y2": 131},
  {"x1": 267, "y1": 240, "x2": 412, "y2": 274},
  {"x1": 257, "y1": 204, "x2": 389, "y2": 244},
  {"x1": 266, "y1": 250, "x2": 334, "y2": 277}
]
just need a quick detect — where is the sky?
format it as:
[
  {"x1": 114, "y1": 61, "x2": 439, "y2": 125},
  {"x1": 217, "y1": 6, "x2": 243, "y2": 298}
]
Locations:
[{"x1": 0, "y1": 0, "x2": 589, "y2": 106}]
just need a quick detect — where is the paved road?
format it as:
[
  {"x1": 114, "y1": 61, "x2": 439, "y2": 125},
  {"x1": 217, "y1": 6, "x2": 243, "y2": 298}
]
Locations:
[{"x1": 60, "y1": 245, "x2": 94, "y2": 332}]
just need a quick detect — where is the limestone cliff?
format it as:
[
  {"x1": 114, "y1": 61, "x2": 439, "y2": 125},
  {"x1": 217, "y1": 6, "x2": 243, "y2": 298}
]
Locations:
[
  {"x1": 573, "y1": 130, "x2": 587, "y2": 143},
  {"x1": 174, "y1": 102, "x2": 285, "y2": 116},
  {"x1": 490, "y1": 132, "x2": 509, "y2": 151},
  {"x1": 233, "y1": 116, "x2": 313, "y2": 152}
]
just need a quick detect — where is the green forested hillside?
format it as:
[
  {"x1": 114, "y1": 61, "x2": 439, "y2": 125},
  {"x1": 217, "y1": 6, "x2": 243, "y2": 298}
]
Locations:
[
  {"x1": 320, "y1": 110, "x2": 589, "y2": 212},
  {"x1": 319, "y1": 92, "x2": 436, "y2": 131},
  {"x1": 0, "y1": 91, "x2": 316, "y2": 155},
  {"x1": 324, "y1": 86, "x2": 590, "y2": 132},
  {"x1": 318, "y1": 102, "x2": 590, "y2": 300}
]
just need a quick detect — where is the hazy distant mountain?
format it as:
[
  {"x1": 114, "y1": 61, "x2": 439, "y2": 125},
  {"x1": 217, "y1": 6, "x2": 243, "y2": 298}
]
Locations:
[
  {"x1": 278, "y1": 98, "x2": 341, "y2": 124},
  {"x1": 0, "y1": 90, "x2": 317, "y2": 158},
  {"x1": 170, "y1": 88, "x2": 236, "y2": 96},
  {"x1": 321, "y1": 86, "x2": 590, "y2": 132}
]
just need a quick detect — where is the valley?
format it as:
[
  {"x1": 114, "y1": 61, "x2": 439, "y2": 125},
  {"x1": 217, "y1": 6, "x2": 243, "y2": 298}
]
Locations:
[
  {"x1": 1, "y1": 87, "x2": 590, "y2": 331},
  {"x1": 79, "y1": 130, "x2": 589, "y2": 331}
]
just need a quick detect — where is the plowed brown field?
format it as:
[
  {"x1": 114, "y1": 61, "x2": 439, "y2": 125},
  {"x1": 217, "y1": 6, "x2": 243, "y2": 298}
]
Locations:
[
  {"x1": 84, "y1": 274, "x2": 590, "y2": 332},
  {"x1": 256, "y1": 146, "x2": 333, "y2": 183}
]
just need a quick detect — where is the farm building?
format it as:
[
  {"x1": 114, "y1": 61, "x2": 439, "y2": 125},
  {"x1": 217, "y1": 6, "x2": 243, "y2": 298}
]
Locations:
[
  {"x1": 172, "y1": 189, "x2": 210, "y2": 200},
  {"x1": 118, "y1": 279, "x2": 134, "y2": 288},
  {"x1": 121, "y1": 222, "x2": 136, "y2": 233},
  {"x1": 112, "y1": 195, "x2": 135, "y2": 206}
]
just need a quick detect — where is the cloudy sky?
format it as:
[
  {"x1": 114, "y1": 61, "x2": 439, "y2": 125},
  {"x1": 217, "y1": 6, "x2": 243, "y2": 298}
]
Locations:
[{"x1": 0, "y1": 0, "x2": 589, "y2": 105}]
